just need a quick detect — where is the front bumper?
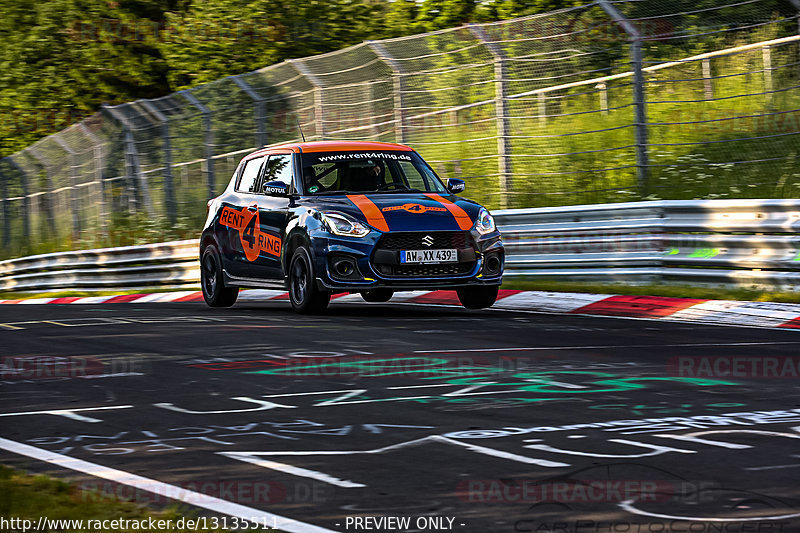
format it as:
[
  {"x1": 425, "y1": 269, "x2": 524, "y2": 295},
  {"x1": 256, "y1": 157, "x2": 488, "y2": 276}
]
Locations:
[{"x1": 310, "y1": 229, "x2": 504, "y2": 292}]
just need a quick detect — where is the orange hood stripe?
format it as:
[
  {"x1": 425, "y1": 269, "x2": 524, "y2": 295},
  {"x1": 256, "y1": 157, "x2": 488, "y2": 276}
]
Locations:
[
  {"x1": 347, "y1": 195, "x2": 390, "y2": 232},
  {"x1": 425, "y1": 194, "x2": 474, "y2": 231}
]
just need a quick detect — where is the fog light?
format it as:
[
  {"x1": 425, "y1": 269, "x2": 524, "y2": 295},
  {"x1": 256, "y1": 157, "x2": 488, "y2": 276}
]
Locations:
[
  {"x1": 484, "y1": 253, "x2": 502, "y2": 276},
  {"x1": 334, "y1": 258, "x2": 355, "y2": 277},
  {"x1": 329, "y1": 255, "x2": 360, "y2": 280}
]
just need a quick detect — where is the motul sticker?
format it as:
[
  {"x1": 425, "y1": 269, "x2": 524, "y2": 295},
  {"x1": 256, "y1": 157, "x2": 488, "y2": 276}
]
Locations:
[
  {"x1": 382, "y1": 203, "x2": 447, "y2": 214},
  {"x1": 219, "y1": 206, "x2": 281, "y2": 261}
]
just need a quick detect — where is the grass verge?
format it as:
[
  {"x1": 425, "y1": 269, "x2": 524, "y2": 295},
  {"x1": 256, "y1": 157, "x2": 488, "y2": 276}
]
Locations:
[{"x1": 0, "y1": 465, "x2": 232, "y2": 532}]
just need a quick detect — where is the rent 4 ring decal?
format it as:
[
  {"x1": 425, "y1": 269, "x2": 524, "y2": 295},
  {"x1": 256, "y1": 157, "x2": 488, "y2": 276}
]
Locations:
[
  {"x1": 382, "y1": 203, "x2": 447, "y2": 214},
  {"x1": 219, "y1": 206, "x2": 281, "y2": 261}
]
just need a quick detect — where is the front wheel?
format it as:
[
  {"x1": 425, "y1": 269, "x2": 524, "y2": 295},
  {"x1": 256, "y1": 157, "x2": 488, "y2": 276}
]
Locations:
[
  {"x1": 456, "y1": 286, "x2": 498, "y2": 310},
  {"x1": 289, "y1": 247, "x2": 331, "y2": 314},
  {"x1": 201, "y1": 246, "x2": 239, "y2": 307}
]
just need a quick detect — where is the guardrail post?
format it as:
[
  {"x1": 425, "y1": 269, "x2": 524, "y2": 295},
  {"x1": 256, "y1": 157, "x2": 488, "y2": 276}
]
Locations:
[
  {"x1": 53, "y1": 137, "x2": 82, "y2": 238},
  {"x1": 78, "y1": 123, "x2": 108, "y2": 239},
  {"x1": 469, "y1": 24, "x2": 512, "y2": 209},
  {"x1": 368, "y1": 42, "x2": 406, "y2": 144},
  {"x1": 27, "y1": 148, "x2": 58, "y2": 235},
  {"x1": 4, "y1": 157, "x2": 30, "y2": 239},
  {"x1": 598, "y1": 0, "x2": 649, "y2": 198},
  {"x1": 231, "y1": 75, "x2": 267, "y2": 148},
  {"x1": 137, "y1": 100, "x2": 177, "y2": 225},
  {"x1": 179, "y1": 90, "x2": 216, "y2": 200},
  {"x1": 101, "y1": 104, "x2": 147, "y2": 214},
  {"x1": 288, "y1": 60, "x2": 326, "y2": 140}
]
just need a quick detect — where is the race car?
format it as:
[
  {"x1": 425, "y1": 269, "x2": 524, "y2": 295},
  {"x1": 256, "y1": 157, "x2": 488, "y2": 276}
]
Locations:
[{"x1": 199, "y1": 141, "x2": 504, "y2": 313}]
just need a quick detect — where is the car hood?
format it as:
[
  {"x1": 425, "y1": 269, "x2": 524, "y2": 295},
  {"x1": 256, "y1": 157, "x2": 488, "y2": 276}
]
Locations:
[{"x1": 301, "y1": 192, "x2": 482, "y2": 232}]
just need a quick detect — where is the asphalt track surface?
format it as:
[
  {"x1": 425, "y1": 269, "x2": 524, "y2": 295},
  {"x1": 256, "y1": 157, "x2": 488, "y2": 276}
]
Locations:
[{"x1": 3, "y1": 298, "x2": 800, "y2": 533}]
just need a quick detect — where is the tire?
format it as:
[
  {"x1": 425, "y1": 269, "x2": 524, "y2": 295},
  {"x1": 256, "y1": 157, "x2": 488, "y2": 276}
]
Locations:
[
  {"x1": 289, "y1": 246, "x2": 331, "y2": 314},
  {"x1": 457, "y1": 286, "x2": 498, "y2": 310},
  {"x1": 361, "y1": 289, "x2": 393, "y2": 303},
  {"x1": 201, "y1": 245, "x2": 239, "y2": 308}
]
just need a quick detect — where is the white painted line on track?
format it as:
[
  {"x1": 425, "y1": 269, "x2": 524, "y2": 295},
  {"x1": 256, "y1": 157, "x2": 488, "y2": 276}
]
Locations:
[
  {"x1": 220, "y1": 452, "x2": 366, "y2": 488},
  {"x1": 0, "y1": 405, "x2": 133, "y2": 423},
  {"x1": 619, "y1": 498, "x2": 800, "y2": 522},
  {"x1": 0, "y1": 437, "x2": 340, "y2": 533},
  {"x1": 415, "y1": 341, "x2": 800, "y2": 353}
]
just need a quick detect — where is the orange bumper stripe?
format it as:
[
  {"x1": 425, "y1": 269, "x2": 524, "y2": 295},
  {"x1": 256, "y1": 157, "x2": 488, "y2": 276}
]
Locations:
[
  {"x1": 425, "y1": 194, "x2": 474, "y2": 231},
  {"x1": 347, "y1": 195, "x2": 390, "y2": 232}
]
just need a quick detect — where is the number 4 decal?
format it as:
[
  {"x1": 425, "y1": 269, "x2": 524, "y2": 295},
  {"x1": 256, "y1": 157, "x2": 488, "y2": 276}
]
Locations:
[{"x1": 218, "y1": 206, "x2": 282, "y2": 261}]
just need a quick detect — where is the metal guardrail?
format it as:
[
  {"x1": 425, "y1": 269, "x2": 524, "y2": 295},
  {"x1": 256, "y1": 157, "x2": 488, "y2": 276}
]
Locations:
[
  {"x1": 4, "y1": 199, "x2": 800, "y2": 292},
  {"x1": 497, "y1": 199, "x2": 800, "y2": 288},
  {"x1": 0, "y1": 240, "x2": 199, "y2": 292}
]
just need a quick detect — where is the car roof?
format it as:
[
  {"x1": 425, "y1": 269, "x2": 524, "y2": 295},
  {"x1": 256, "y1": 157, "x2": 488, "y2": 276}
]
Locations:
[{"x1": 245, "y1": 140, "x2": 414, "y2": 159}]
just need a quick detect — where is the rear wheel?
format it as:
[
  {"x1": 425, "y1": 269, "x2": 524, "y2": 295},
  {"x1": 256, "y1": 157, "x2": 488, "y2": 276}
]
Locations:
[
  {"x1": 361, "y1": 289, "x2": 393, "y2": 303},
  {"x1": 289, "y1": 247, "x2": 331, "y2": 314},
  {"x1": 457, "y1": 286, "x2": 498, "y2": 310},
  {"x1": 201, "y1": 246, "x2": 239, "y2": 307}
]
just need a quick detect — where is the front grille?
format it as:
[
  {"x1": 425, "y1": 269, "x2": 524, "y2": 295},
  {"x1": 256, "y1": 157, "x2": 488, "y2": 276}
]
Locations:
[
  {"x1": 378, "y1": 231, "x2": 470, "y2": 250},
  {"x1": 375, "y1": 263, "x2": 475, "y2": 277},
  {"x1": 373, "y1": 231, "x2": 476, "y2": 278}
]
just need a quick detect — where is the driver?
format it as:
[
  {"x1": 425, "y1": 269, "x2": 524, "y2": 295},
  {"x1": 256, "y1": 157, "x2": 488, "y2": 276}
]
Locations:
[{"x1": 353, "y1": 159, "x2": 386, "y2": 191}]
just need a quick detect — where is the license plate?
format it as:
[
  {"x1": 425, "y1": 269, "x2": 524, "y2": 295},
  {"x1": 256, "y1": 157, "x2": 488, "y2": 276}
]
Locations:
[{"x1": 400, "y1": 249, "x2": 458, "y2": 264}]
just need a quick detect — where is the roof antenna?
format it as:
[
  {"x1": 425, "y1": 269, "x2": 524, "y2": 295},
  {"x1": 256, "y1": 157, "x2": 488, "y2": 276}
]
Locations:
[{"x1": 296, "y1": 116, "x2": 306, "y2": 143}]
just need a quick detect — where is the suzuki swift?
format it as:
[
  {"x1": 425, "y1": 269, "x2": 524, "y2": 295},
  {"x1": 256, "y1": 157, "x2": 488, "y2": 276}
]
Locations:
[{"x1": 200, "y1": 141, "x2": 504, "y2": 313}]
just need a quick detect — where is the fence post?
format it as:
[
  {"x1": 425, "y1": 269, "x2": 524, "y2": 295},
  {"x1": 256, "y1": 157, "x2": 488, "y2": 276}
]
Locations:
[
  {"x1": 231, "y1": 75, "x2": 267, "y2": 148},
  {"x1": 288, "y1": 60, "x2": 326, "y2": 140},
  {"x1": 53, "y1": 136, "x2": 82, "y2": 239},
  {"x1": 179, "y1": 90, "x2": 216, "y2": 200},
  {"x1": 27, "y1": 148, "x2": 57, "y2": 235},
  {"x1": 702, "y1": 59, "x2": 713, "y2": 99},
  {"x1": 0, "y1": 164, "x2": 9, "y2": 249},
  {"x1": 137, "y1": 100, "x2": 177, "y2": 225},
  {"x1": 469, "y1": 24, "x2": 512, "y2": 209},
  {"x1": 762, "y1": 45, "x2": 773, "y2": 104},
  {"x1": 790, "y1": 0, "x2": 800, "y2": 35},
  {"x1": 78, "y1": 123, "x2": 108, "y2": 239},
  {"x1": 4, "y1": 157, "x2": 30, "y2": 240},
  {"x1": 101, "y1": 104, "x2": 145, "y2": 214},
  {"x1": 596, "y1": 83, "x2": 609, "y2": 114},
  {"x1": 598, "y1": 0, "x2": 649, "y2": 197},
  {"x1": 368, "y1": 41, "x2": 406, "y2": 144}
]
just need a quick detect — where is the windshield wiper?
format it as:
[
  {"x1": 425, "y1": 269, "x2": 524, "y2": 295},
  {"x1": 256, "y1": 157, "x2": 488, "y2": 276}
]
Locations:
[{"x1": 312, "y1": 190, "x2": 348, "y2": 196}]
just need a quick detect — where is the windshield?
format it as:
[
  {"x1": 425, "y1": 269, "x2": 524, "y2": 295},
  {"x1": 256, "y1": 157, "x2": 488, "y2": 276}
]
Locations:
[{"x1": 300, "y1": 150, "x2": 447, "y2": 195}]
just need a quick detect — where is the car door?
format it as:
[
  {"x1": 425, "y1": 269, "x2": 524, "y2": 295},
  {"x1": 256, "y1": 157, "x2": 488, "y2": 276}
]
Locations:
[
  {"x1": 246, "y1": 151, "x2": 295, "y2": 280},
  {"x1": 219, "y1": 155, "x2": 266, "y2": 278}
]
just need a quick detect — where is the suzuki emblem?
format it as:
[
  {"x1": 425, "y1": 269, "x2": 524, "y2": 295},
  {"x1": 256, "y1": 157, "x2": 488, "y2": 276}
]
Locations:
[{"x1": 422, "y1": 235, "x2": 434, "y2": 247}]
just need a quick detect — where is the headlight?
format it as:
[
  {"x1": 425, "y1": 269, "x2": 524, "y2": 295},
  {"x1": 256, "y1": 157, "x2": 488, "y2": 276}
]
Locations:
[
  {"x1": 320, "y1": 212, "x2": 371, "y2": 237},
  {"x1": 475, "y1": 207, "x2": 496, "y2": 235}
]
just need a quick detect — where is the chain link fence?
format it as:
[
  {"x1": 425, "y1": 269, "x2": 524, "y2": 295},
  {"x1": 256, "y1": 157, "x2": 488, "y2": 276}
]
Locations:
[{"x1": 1, "y1": 0, "x2": 799, "y2": 259}]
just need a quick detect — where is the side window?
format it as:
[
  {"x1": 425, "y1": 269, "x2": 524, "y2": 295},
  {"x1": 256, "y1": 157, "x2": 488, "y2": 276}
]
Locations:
[
  {"x1": 237, "y1": 157, "x2": 265, "y2": 193},
  {"x1": 398, "y1": 161, "x2": 427, "y2": 190},
  {"x1": 264, "y1": 154, "x2": 293, "y2": 187}
]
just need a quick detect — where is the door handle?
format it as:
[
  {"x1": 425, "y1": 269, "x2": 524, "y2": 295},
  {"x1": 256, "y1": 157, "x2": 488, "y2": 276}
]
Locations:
[{"x1": 247, "y1": 204, "x2": 258, "y2": 212}]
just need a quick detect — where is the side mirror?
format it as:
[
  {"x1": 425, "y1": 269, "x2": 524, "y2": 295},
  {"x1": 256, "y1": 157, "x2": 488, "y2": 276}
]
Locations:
[
  {"x1": 263, "y1": 180, "x2": 289, "y2": 197},
  {"x1": 447, "y1": 178, "x2": 465, "y2": 194}
]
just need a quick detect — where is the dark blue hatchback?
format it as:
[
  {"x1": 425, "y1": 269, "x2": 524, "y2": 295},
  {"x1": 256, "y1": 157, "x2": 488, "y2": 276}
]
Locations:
[{"x1": 200, "y1": 141, "x2": 504, "y2": 313}]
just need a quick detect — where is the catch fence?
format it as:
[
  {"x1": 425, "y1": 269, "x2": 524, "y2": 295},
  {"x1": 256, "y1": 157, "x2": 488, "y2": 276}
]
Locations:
[{"x1": 1, "y1": 0, "x2": 800, "y2": 259}]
